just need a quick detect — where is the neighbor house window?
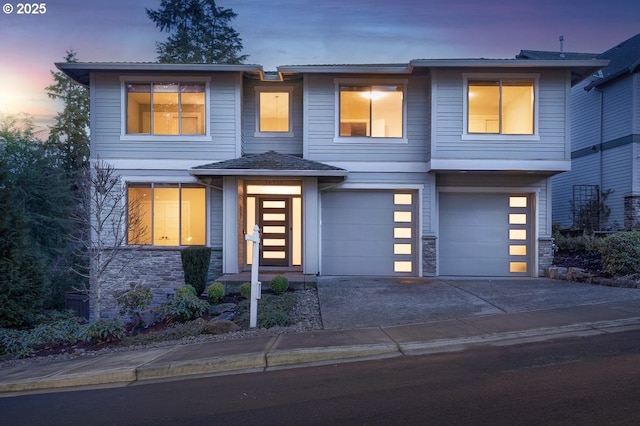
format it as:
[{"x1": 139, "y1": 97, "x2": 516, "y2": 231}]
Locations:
[
  {"x1": 127, "y1": 183, "x2": 206, "y2": 246},
  {"x1": 256, "y1": 87, "x2": 292, "y2": 135},
  {"x1": 126, "y1": 82, "x2": 206, "y2": 135},
  {"x1": 467, "y1": 79, "x2": 534, "y2": 135},
  {"x1": 339, "y1": 84, "x2": 404, "y2": 138}
]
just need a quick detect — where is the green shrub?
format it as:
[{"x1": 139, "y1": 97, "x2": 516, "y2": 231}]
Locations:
[
  {"x1": 181, "y1": 246, "x2": 212, "y2": 295},
  {"x1": 599, "y1": 231, "x2": 640, "y2": 276},
  {"x1": 269, "y1": 275, "x2": 289, "y2": 295},
  {"x1": 239, "y1": 282, "x2": 251, "y2": 299},
  {"x1": 175, "y1": 285, "x2": 197, "y2": 297},
  {"x1": 157, "y1": 293, "x2": 210, "y2": 323},
  {"x1": 113, "y1": 283, "x2": 153, "y2": 323},
  {"x1": 206, "y1": 282, "x2": 225, "y2": 304},
  {"x1": 83, "y1": 317, "x2": 126, "y2": 343}
]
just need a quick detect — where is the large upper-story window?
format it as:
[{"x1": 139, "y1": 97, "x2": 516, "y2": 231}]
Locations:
[
  {"x1": 126, "y1": 82, "x2": 206, "y2": 136},
  {"x1": 127, "y1": 183, "x2": 206, "y2": 246},
  {"x1": 338, "y1": 83, "x2": 404, "y2": 139},
  {"x1": 467, "y1": 78, "x2": 535, "y2": 135},
  {"x1": 255, "y1": 86, "x2": 292, "y2": 136}
]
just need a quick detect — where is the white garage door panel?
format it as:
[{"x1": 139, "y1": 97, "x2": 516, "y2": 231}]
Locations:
[
  {"x1": 322, "y1": 191, "x2": 416, "y2": 276},
  {"x1": 439, "y1": 192, "x2": 526, "y2": 276}
]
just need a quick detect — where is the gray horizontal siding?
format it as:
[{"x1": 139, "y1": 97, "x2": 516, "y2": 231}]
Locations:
[
  {"x1": 242, "y1": 79, "x2": 303, "y2": 155},
  {"x1": 570, "y1": 80, "x2": 601, "y2": 152},
  {"x1": 552, "y1": 155, "x2": 600, "y2": 228},
  {"x1": 433, "y1": 69, "x2": 569, "y2": 161},
  {"x1": 305, "y1": 74, "x2": 429, "y2": 162},
  {"x1": 91, "y1": 72, "x2": 240, "y2": 162},
  {"x1": 602, "y1": 144, "x2": 632, "y2": 229}
]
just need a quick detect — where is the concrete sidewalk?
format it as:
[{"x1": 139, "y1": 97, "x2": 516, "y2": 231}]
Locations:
[{"x1": 2, "y1": 278, "x2": 640, "y2": 396}]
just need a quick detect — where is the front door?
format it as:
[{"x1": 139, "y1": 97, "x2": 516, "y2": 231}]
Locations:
[{"x1": 258, "y1": 197, "x2": 290, "y2": 266}]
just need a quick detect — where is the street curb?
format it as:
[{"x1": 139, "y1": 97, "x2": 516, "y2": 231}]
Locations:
[
  {"x1": 0, "y1": 368, "x2": 136, "y2": 394},
  {"x1": 135, "y1": 353, "x2": 267, "y2": 381},
  {"x1": 266, "y1": 343, "x2": 400, "y2": 368}
]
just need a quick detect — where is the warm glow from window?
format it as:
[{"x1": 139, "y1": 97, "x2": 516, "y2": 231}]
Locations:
[
  {"x1": 509, "y1": 196, "x2": 528, "y2": 208},
  {"x1": 510, "y1": 262, "x2": 528, "y2": 273},
  {"x1": 509, "y1": 245, "x2": 527, "y2": 256},
  {"x1": 394, "y1": 244, "x2": 412, "y2": 255},
  {"x1": 394, "y1": 227, "x2": 412, "y2": 238},
  {"x1": 509, "y1": 229, "x2": 527, "y2": 240},
  {"x1": 394, "y1": 261, "x2": 412, "y2": 273},
  {"x1": 394, "y1": 193, "x2": 412, "y2": 205},
  {"x1": 126, "y1": 82, "x2": 205, "y2": 135},
  {"x1": 468, "y1": 80, "x2": 533, "y2": 135},
  {"x1": 394, "y1": 211, "x2": 412, "y2": 223},
  {"x1": 127, "y1": 184, "x2": 206, "y2": 246},
  {"x1": 509, "y1": 214, "x2": 527, "y2": 225},
  {"x1": 246, "y1": 185, "x2": 301, "y2": 195},
  {"x1": 340, "y1": 85, "x2": 403, "y2": 138},
  {"x1": 259, "y1": 92, "x2": 290, "y2": 132}
]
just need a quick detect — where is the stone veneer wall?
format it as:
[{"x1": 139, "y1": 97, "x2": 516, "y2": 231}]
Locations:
[
  {"x1": 624, "y1": 195, "x2": 640, "y2": 230},
  {"x1": 538, "y1": 237, "x2": 555, "y2": 277},
  {"x1": 92, "y1": 247, "x2": 223, "y2": 319},
  {"x1": 422, "y1": 236, "x2": 437, "y2": 276}
]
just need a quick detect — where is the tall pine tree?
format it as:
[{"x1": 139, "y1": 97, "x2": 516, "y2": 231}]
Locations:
[{"x1": 146, "y1": 0, "x2": 248, "y2": 64}]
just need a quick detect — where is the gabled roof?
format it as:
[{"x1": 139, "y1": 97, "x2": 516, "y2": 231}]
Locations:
[
  {"x1": 516, "y1": 50, "x2": 599, "y2": 61},
  {"x1": 585, "y1": 33, "x2": 640, "y2": 90},
  {"x1": 190, "y1": 151, "x2": 347, "y2": 178}
]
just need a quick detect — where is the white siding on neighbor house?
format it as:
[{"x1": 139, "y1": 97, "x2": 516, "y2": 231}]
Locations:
[
  {"x1": 602, "y1": 78, "x2": 633, "y2": 143},
  {"x1": 242, "y1": 79, "x2": 303, "y2": 155},
  {"x1": 602, "y1": 144, "x2": 633, "y2": 229},
  {"x1": 91, "y1": 72, "x2": 241, "y2": 162},
  {"x1": 304, "y1": 73, "x2": 429, "y2": 163},
  {"x1": 552, "y1": 155, "x2": 601, "y2": 228},
  {"x1": 432, "y1": 68, "x2": 569, "y2": 161},
  {"x1": 570, "y1": 80, "x2": 602, "y2": 151}
]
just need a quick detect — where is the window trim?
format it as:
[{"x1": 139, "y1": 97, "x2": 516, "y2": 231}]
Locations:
[
  {"x1": 254, "y1": 86, "x2": 294, "y2": 138},
  {"x1": 462, "y1": 73, "x2": 540, "y2": 141},
  {"x1": 333, "y1": 78, "x2": 408, "y2": 144},
  {"x1": 126, "y1": 181, "x2": 208, "y2": 247},
  {"x1": 120, "y1": 76, "x2": 211, "y2": 142}
]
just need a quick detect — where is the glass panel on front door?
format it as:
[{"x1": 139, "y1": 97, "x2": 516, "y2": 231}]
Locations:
[{"x1": 259, "y1": 197, "x2": 290, "y2": 266}]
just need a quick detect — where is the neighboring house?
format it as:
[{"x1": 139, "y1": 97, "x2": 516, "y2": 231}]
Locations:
[
  {"x1": 520, "y1": 33, "x2": 640, "y2": 231},
  {"x1": 58, "y1": 55, "x2": 605, "y2": 317}
]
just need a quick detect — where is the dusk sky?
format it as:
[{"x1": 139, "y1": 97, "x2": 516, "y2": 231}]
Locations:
[{"x1": 1, "y1": 0, "x2": 638, "y2": 135}]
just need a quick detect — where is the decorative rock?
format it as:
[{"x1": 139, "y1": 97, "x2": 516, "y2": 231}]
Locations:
[{"x1": 202, "y1": 319, "x2": 241, "y2": 335}]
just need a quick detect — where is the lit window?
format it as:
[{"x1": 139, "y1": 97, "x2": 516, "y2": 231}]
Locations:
[
  {"x1": 467, "y1": 79, "x2": 534, "y2": 135},
  {"x1": 126, "y1": 82, "x2": 206, "y2": 135},
  {"x1": 127, "y1": 183, "x2": 206, "y2": 246},
  {"x1": 339, "y1": 85, "x2": 403, "y2": 138},
  {"x1": 509, "y1": 196, "x2": 528, "y2": 208},
  {"x1": 259, "y1": 91, "x2": 290, "y2": 132}
]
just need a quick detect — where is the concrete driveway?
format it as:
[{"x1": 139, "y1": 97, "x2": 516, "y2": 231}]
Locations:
[{"x1": 317, "y1": 276, "x2": 640, "y2": 329}]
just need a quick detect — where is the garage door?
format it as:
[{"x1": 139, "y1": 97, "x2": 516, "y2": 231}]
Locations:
[
  {"x1": 439, "y1": 193, "x2": 531, "y2": 276},
  {"x1": 322, "y1": 191, "x2": 417, "y2": 276}
]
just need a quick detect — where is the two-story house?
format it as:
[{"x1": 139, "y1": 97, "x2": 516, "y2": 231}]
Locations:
[
  {"x1": 520, "y1": 33, "x2": 640, "y2": 231},
  {"x1": 58, "y1": 56, "x2": 606, "y2": 318}
]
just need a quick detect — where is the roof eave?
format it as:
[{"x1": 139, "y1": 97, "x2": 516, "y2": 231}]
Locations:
[
  {"x1": 276, "y1": 64, "x2": 413, "y2": 74},
  {"x1": 189, "y1": 169, "x2": 349, "y2": 177}
]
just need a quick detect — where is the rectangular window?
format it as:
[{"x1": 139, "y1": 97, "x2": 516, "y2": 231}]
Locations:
[
  {"x1": 127, "y1": 183, "x2": 206, "y2": 246},
  {"x1": 126, "y1": 82, "x2": 206, "y2": 135},
  {"x1": 339, "y1": 85, "x2": 403, "y2": 138},
  {"x1": 259, "y1": 92, "x2": 290, "y2": 132},
  {"x1": 468, "y1": 79, "x2": 534, "y2": 135}
]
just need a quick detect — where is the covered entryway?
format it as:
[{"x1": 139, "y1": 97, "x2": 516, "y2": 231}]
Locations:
[
  {"x1": 321, "y1": 190, "x2": 418, "y2": 276},
  {"x1": 439, "y1": 192, "x2": 532, "y2": 276}
]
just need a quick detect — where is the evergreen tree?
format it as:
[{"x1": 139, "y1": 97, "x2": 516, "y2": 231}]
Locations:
[
  {"x1": 146, "y1": 0, "x2": 248, "y2": 64},
  {"x1": 45, "y1": 50, "x2": 90, "y2": 175}
]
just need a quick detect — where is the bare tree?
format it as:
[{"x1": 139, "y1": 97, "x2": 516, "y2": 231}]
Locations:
[{"x1": 73, "y1": 160, "x2": 147, "y2": 320}]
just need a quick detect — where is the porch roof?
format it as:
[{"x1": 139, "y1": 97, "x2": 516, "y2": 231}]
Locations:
[{"x1": 190, "y1": 151, "x2": 348, "y2": 179}]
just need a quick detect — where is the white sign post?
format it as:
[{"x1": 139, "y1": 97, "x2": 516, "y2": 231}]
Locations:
[{"x1": 244, "y1": 225, "x2": 262, "y2": 328}]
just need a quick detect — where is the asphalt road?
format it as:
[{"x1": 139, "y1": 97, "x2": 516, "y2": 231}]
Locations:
[{"x1": 2, "y1": 329, "x2": 640, "y2": 425}]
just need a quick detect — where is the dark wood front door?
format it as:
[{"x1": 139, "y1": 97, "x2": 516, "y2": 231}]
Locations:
[{"x1": 258, "y1": 197, "x2": 289, "y2": 266}]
